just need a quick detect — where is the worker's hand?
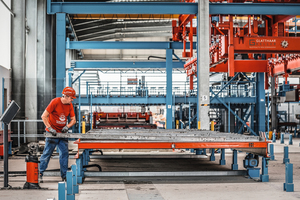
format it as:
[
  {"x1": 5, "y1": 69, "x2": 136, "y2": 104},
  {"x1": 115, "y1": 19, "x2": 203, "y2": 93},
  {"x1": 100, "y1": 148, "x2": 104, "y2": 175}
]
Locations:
[
  {"x1": 61, "y1": 125, "x2": 69, "y2": 133},
  {"x1": 48, "y1": 127, "x2": 57, "y2": 136}
]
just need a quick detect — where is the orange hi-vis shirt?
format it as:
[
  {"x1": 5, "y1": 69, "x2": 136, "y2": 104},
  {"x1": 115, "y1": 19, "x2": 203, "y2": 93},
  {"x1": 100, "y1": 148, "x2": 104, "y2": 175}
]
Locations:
[{"x1": 45, "y1": 97, "x2": 75, "y2": 133}]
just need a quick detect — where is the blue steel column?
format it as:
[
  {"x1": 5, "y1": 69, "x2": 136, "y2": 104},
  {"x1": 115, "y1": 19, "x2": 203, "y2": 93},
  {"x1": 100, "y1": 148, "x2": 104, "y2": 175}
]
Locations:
[
  {"x1": 68, "y1": 69, "x2": 73, "y2": 87},
  {"x1": 90, "y1": 92, "x2": 93, "y2": 130},
  {"x1": 256, "y1": 73, "x2": 266, "y2": 133},
  {"x1": 166, "y1": 48, "x2": 173, "y2": 129},
  {"x1": 267, "y1": 90, "x2": 270, "y2": 138},
  {"x1": 179, "y1": 104, "x2": 183, "y2": 129},
  {"x1": 220, "y1": 148, "x2": 226, "y2": 165},
  {"x1": 78, "y1": 78, "x2": 81, "y2": 133},
  {"x1": 56, "y1": 13, "x2": 66, "y2": 97},
  {"x1": 228, "y1": 102, "x2": 230, "y2": 132},
  {"x1": 232, "y1": 150, "x2": 238, "y2": 170},
  {"x1": 210, "y1": 149, "x2": 215, "y2": 161},
  {"x1": 251, "y1": 104, "x2": 254, "y2": 131},
  {"x1": 2, "y1": 78, "x2": 4, "y2": 129},
  {"x1": 260, "y1": 157, "x2": 269, "y2": 182},
  {"x1": 189, "y1": 102, "x2": 191, "y2": 129},
  {"x1": 86, "y1": 82, "x2": 89, "y2": 108}
]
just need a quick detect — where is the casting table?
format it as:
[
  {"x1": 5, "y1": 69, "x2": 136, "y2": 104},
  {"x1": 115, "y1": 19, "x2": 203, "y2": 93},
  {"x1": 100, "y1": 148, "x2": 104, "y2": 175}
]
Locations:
[{"x1": 45, "y1": 129, "x2": 270, "y2": 156}]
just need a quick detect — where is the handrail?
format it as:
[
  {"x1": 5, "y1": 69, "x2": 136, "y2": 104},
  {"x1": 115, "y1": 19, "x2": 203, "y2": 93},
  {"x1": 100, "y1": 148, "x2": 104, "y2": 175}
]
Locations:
[{"x1": 11, "y1": 120, "x2": 44, "y2": 147}]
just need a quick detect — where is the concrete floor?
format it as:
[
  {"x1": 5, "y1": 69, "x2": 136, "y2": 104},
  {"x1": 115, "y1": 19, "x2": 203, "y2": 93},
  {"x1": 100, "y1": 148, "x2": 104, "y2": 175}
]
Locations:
[{"x1": 0, "y1": 138, "x2": 299, "y2": 200}]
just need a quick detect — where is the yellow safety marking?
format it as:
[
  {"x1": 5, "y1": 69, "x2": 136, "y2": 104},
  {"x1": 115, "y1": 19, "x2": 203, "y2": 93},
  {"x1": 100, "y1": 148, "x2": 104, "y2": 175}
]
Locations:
[
  {"x1": 82, "y1": 121, "x2": 86, "y2": 134},
  {"x1": 211, "y1": 121, "x2": 214, "y2": 131}
]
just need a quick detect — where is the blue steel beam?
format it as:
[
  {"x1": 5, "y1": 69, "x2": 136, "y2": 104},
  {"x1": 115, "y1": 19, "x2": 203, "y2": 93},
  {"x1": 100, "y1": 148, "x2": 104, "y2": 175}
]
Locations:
[
  {"x1": 47, "y1": 1, "x2": 197, "y2": 15},
  {"x1": 72, "y1": 61, "x2": 184, "y2": 69},
  {"x1": 210, "y1": 73, "x2": 240, "y2": 102},
  {"x1": 56, "y1": 13, "x2": 66, "y2": 97},
  {"x1": 72, "y1": 70, "x2": 86, "y2": 84},
  {"x1": 238, "y1": 107, "x2": 251, "y2": 134},
  {"x1": 210, "y1": 89, "x2": 257, "y2": 136},
  {"x1": 47, "y1": 1, "x2": 300, "y2": 15},
  {"x1": 67, "y1": 41, "x2": 196, "y2": 50}
]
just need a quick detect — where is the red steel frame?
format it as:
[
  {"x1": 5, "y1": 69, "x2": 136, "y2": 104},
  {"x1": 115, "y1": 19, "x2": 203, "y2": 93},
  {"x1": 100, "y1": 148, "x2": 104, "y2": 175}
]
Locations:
[
  {"x1": 74, "y1": 139, "x2": 270, "y2": 157},
  {"x1": 173, "y1": 1, "x2": 300, "y2": 90}
]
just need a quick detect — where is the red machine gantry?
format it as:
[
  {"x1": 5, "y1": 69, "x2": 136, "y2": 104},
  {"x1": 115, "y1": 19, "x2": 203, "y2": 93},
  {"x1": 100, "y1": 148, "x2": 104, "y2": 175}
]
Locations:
[{"x1": 173, "y1": 0, "x2": 300, "y2": 90}]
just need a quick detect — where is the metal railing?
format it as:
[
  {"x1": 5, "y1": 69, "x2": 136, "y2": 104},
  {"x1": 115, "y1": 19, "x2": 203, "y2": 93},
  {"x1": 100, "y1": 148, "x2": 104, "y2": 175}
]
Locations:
[
  {"x1": 79, "y1": 81, "x2": 191, "y2": 97},
  {"x1": 210, "y1": 81, "x2": 256, "y2": 98},
  {"x1": 76, "y1": 80, "x2": 256, "y2": 98},
  {"x1": 11, "y1": 119, "x2": 44, "y2": 147}
]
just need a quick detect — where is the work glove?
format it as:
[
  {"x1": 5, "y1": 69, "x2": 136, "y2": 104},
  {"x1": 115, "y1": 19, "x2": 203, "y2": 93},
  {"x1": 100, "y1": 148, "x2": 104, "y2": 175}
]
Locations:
[
  {"x1": 61, "y1": 125, "x2": 69, "y2": 133},
  {"x1": 48, "y1": 127, "x2": 57, "y2": 136}
]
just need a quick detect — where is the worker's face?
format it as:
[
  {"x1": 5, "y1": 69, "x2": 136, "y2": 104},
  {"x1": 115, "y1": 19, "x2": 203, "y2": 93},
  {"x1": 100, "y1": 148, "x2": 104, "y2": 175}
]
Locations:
[{"x1": 64, "y1": 95, "x2": 74, "y2": 104}]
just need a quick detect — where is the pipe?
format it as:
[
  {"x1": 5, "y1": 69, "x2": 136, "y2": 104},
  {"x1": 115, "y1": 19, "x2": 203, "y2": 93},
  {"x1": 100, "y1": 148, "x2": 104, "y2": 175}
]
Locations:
[
  {"x1": 0, "y1": 0, "x2": 15, "y2": 17},
  {"x1": 147, "y1": 56, "x2": 178, "y2": 60}
]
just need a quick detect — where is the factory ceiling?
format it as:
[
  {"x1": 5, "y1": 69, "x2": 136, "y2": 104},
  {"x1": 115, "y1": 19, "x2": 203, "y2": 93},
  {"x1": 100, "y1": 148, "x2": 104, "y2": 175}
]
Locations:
[{"x1": 64, "y1": 0, "x2": 182, "y2": 41}]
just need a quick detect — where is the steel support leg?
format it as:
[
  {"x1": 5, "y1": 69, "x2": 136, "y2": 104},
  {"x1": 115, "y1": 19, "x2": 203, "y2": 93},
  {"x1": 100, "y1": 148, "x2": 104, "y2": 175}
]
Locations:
[
  {"x1": 196, "y1": 148, "x2": 206, "y2": 155},
  {"x1": 179, "y1": 104, "x2": 183, "y2": 129},
  {"x1": 260, "y1": 157, "x2": 269, "y2": 182},
  {"x1": 281, "y1": 133, "x2": 285, "y2": 144},
  {"x1": 220, "y1": 149, "x2": 226, "y2": 165},
  {"x1": 58, "y1": 182, "x2": 67, "y2": 200},
  {"x1": 283, "y1": 146, "x2": 290, "y2": 164},
  {"x1": 76, "y1": 155, "x2": 84, "y2": 184},
  {"x1": 231, "y1": 150, "x2": 238, "y2": 170},
  {"x1": 210, "y1": 149, "x2": 215, "y2": 161},
  {"x1": 195, "y1": 149, "x2": 203, "y2": 155},
  {"x1": 284, "y1": 163, "x2": 294, "y2": 192},
  {"x1": 66, "y1": 171, "x2": 75, "y2": 200},
  {"x1": 82, "y1": 151, "x2": 86, "y2": 171},
  {"x1": 269, "y1": 144, "x2": 275, "y2": 161},
  {"x1": 3, "y1": 123, "x2": 8, "y2": 188},
  {"x1": 289, "y1": 134, "x2": 293, "y2": 145},
  {"x1": 71, "y1": 165, "x2": 79, "y2": 194}
]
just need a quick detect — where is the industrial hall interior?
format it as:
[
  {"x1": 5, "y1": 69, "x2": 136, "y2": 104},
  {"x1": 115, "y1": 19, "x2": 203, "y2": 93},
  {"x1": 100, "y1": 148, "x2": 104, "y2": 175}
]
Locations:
[{"x1": 1, "y1": 0, "x2": 300, "y2": 199}]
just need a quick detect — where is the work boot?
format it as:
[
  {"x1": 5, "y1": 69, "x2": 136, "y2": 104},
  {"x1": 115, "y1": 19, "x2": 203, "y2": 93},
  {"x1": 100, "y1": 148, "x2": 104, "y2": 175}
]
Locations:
[
  {"x1": 39, "y1": 173, "x2": 43, "y2": 183},
  {"x1": 62, "y1": 177, "x2": 66, "y2": 182}
]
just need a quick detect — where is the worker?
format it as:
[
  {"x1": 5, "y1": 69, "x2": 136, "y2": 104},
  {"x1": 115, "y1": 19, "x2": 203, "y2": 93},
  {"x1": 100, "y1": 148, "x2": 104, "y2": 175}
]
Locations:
[{"x1": 39, "y1": 87, "x2": 76, "y2": 182}]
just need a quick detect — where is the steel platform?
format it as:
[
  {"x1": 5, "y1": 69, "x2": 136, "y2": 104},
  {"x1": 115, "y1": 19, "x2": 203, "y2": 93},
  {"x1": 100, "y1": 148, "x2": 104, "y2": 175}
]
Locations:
[{"x1": 45, "y1": 129, "x2": 270, "y2": 156}]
